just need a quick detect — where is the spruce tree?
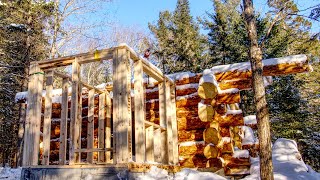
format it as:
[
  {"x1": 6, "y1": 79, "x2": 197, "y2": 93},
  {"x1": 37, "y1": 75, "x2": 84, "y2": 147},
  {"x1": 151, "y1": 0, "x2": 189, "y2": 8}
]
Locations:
[{"x1": 149, "y1": 0, "x2": 205, "y2": 73}]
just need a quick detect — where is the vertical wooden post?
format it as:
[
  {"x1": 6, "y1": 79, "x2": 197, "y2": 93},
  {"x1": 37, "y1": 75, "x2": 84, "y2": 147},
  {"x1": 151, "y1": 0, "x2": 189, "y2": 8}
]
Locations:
[
  {"x1": 23, "y1": 63, "x2": 43, "y2": 166},
  {"x1": 112, "y1": 48, "x2": 131, "y2": 163},
  {"x1": 165, "y1": 80, "x2": 174, "y2": 164},
  {"x1": 134, "y1": 60, "x2": 145, "y2": 163},
  {"x1": 59, "y1": 78, "x2": 69, "y2": 165},
  {"x1": 98, "y1": 93, "x2": 106, "y2": 162},
  {"x1": 70, "y1": 58, "x2": 81, "y2": 165},
  {"x1": 145, "y1": 126, "x2": 154, "y2": 162},
  {"x1": 42, "y1": 70, "x2": 54, "y2": 165},
  {"x1": 170, "y1": 85, "x2": 179, "y2": 165},
  {"x1": 105, "y1": 95, "x2": 112, "y2": 163},
  {"x1": 87, "y1": 89, "x2": 95, "y2": 163},
  {"x1": 153, "y1": 128, "x2": 162, "y2": 162},
  {"x1": 158, "y1": 81, "x2": 168, "y2": 164}
]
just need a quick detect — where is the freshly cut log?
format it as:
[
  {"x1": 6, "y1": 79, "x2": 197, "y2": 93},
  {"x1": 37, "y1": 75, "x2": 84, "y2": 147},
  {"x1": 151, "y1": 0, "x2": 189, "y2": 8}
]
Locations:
[
  {"x1": 178, "y1": 130, "x2": 203, "y2": 142},
  {"x1": 176, "y1": 86, "x2": 198, "y2": 96},
  {"x1": 175, "y1": 74, "x2": 201, "y2": 85},
  {"x1": 198, "y1": 102, "x2": 215, "y2": 122},
  {"x1": 220, "y1": 127, "x2": 230, "y2": 137},
  {"x1": 216, "y1": 104, "x2": 227, "y2": 115},
  {"x1": 208, "y1": 121, "x2": 220, "y2": 131},
  {"x1": 179, "y1": 154, "x2": 208, "y2": 168},
  {"x1": 219, "y1": 79, "x2": 252, "y2": 90},
  {"x1": 177, "y1": 116, "x2": 208, "y2": 131},
  {"x1": 203, "y1": 144, "x2": 220, "y2": 159},
  {"x1": 221, "y1": 154, "x2": 251, "y2": 166},
  {"x1": 179, "y1": 141, "x2": 205, "y2": 156},
  {"x1": 206, "y1": 158, "x2": 223, "y2": 168},
  {"x1": 176, "y1": 94, "x2": 240, "y2": 108},
  {"x1": 176, "y1": 109, "x2": 198, "y2": 118},
  {"x1": 203, "y1": 127, "x2": 220, "y2": 145},
  {"x1": 198, "y1": 82, "x2": 218, "y2": 99},
  {"x1": 216, "y1": 92, "x2": 240, "y2": 104}
]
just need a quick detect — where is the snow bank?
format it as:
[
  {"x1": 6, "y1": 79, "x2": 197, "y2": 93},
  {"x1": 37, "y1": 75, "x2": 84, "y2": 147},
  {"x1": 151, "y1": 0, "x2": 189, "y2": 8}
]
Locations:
[
  {"x1": 233, "y1": 149, "x2": 250, "y2": 158},
  {"x1": 241, "y1": 138, "x2": 320, "y2": 180},
  {"x1": 0, "y1": 167, "x2": 22, "y2": 180},
  {"x1": 244, "y1": 115, "x2": 257, "y2": 125},
  {"x1": 174, "y1": 168, "x2": 227, "y2": 180},
  {"x1": 240, "y1": 126, "x2": 256, "y2": 146}
]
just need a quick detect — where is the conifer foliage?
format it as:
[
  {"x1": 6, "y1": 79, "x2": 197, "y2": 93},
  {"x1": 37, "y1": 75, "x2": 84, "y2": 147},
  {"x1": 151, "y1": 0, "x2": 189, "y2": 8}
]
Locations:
[{"x1": 149, "y1": 0, "x2": 205, "y2": 73}]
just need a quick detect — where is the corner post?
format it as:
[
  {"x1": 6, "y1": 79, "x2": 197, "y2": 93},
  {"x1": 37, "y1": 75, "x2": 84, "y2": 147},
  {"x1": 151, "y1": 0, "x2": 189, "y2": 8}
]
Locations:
[{"x1": 22, "y1": 63, "x2": 44, "y2": 166}]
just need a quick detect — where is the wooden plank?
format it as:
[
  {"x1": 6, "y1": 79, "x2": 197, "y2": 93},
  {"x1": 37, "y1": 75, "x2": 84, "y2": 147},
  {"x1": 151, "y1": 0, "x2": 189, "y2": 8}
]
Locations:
[
  {"x1": 59, "y1": 78, "x2": 69, "y2": 165},
  {"x1": 112, "y1": 48, "x2": 131, "y2": 163},
  {"x1": 82, "y1": 81, "x2": 104, "y2": 94},
  {"x1": 74, "y1": 148, "x2": 113, "y2": 153},
  {"x1": 127, "y1": 50, "x2": 133, "y2": 161},
  {"x1": 105, "y1": 95, "x2": 112, "y2": 163},
  {"x1": 165, "y1": 80, "x2": 174, "y2": 164},
  {"x1": 144, "y1": 121, "x2": 166, "y2": 131},
  {"x1": 145, "y1": 126, "x2": 154, "y2": 162},
  {"x1": 134, "y1": 60, "x2": 146, "y2": 163},
  {"x1": 77, "y1": 83, "x2": 83, "y2": 163},
  {"x1": 153, "y1": 128, "x2": 162, "y2": 163},
  {"x1": 98, "y1": 93, "x2": 106, "y2": 162},
  {"x1": 87, "y1": 89, "x2": 95, "y2": 163},
  {"x1": 22, "y1": 64, "x2": 44, "y2": 166},
  {"x1": 69, "y1": 59, "x2": 81, "y2": 165},
  {"x1": 170, "y1": 85, "x2": 179, "y2": 165},
  {"x1": 158, "y1": 81, "x2": 168, "y2": 164},
  {"x1": 42, "y1": 70, "x2": 54, "y2": 165},
  {"x1": 53, "y1": 71, "x2": 71, "y2": 80},
  {"x1": 38, "y1": 48, "x2": 116, "y2": 69}
]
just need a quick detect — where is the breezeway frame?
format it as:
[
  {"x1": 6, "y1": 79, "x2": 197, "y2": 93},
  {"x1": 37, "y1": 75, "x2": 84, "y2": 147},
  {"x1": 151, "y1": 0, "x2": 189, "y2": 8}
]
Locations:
[{"x1": 22, "y1": 44, "x2": 179, "y2": 167}]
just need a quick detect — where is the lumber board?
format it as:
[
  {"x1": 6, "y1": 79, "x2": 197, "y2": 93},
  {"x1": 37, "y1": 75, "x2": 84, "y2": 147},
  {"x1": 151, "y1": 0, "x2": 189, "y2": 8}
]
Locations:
[
  {"x1": 98, "y1": 93, "x2": 106, "y2": 162},
  {"x1": 112, "y1": 48, "x2": 130, "y2": 163},
  {"x1": 42, "y1": 70, "x2": 53, "y2": 165},
  {"x1": 145, "y1": 126, "x2": 154, "y2": 162},
  {"x1": 59, "y1": 78, "x2": 69, "y2": 165},
  {"x1": 87, "y1": 89, "x2": 95, "y2": 163},
  {"x1": 105, "y1": 95, "x2": 112, "y2": 163},
  {"x1": 170, "y1": 85, "x2": 179, "y2": 165},
  {"x1": 134, "y1": 60, "x2": 146, "y2": 163},
  {"x1": 153, "y1": 128, "x2": 162, "y2": 163},
  {"x1": 165, "y1": 81, "x2": 174, "y2": 164},
  {"x1": 23, "y1": 64, "x2": 43, "y2": 166}
]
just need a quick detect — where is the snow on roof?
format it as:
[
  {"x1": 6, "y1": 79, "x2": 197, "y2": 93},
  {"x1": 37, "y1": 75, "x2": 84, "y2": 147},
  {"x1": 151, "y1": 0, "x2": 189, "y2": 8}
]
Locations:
[
  {"x1": 199, "y1": 69, "x2": 218, "y2": 87},
  {"x1": 211, "y1": 54, "x2": 308, "y2": 74},
  {"x1": 244, "y1": 115, "x2": 257, "y2": 125},
  {"x1": 241, "y1": 138, "x2": 320, "y2": 180}
]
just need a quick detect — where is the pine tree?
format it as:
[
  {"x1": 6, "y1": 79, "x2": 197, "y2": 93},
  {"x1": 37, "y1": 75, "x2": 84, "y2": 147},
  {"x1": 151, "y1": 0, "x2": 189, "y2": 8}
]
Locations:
[
  {"x1": 0, "y1": 0, "x2": 53, "y2": 166},
  {"x1": 149, "y1": 0, "x2": 205, "y2": 73}
]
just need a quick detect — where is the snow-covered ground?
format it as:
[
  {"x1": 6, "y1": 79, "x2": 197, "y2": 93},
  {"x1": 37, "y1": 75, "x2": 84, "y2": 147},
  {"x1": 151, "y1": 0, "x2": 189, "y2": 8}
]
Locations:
[{"x1": 1, "y1": 138, "x2": 319, "y2": 180}]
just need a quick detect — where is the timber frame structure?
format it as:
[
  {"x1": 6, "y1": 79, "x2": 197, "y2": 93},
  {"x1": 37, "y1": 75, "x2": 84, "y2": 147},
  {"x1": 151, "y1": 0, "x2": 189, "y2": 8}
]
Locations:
[{"x1": 22, "y1": 44, "x2": 179, "y2": 168}]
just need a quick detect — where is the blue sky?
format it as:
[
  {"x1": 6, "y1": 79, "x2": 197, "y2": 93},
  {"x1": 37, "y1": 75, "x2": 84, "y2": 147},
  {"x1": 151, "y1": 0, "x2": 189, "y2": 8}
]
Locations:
[{"x1": 108, "y1": 0, "x2": 319, "y2": 34}]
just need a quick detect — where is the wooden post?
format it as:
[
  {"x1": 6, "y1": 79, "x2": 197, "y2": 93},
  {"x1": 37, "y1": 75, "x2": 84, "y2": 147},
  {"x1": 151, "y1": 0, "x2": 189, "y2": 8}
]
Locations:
[
  {"x1": 87, "y1": 89, "x2": 95, "y2": 163},
  {"x1": 134, "y1": 60, "x2": 146, "y2": 163},
  {"x1": 98, "y1": 93, "x2": 106, "y2": 162},
  {"x1": 170, "y1": 85, "x2": 179, "y2": 165},
  {"x1": 59, "y1": 78, "x2": 69, "y2": 165},
  {"x1": 22, "y1": 63, "x2": 43, "y2": 166},
  {"x1": 42, "y1": 70, "x2": 54, "y2": 165},
  {"x1": 158, "y1": 81, "x2": 168, "y2": 164},
  {"x1": 70, "y1": 58, "x2": 81, "y2": 165},
  {"x1": 112, "y1": 48, "x2": 131, "y2": 163},
  {"x1": 105, "y1": 95, "x2": 112, "y2": 163},
  {"x1": 165, "y1": 80, "x2": 174, "y2": 164},
  {"x1": 145, "y1": 126, "x2": 154, "y2": 162}
]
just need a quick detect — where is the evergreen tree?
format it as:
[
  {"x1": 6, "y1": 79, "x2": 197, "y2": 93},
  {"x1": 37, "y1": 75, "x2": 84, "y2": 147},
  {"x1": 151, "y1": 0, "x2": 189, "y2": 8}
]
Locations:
[
  {"x1": 0, "y1": 0, "x2": 53, "y2": 166},
  {"x1": 149, "y1": 0, "x2": 205, "y2": 73}
]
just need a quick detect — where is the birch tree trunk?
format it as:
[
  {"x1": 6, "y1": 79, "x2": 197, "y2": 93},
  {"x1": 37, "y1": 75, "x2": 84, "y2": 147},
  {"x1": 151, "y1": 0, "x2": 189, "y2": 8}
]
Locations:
[{"x1": 242, "y1": 0, "x2": 274, "y2": 179}]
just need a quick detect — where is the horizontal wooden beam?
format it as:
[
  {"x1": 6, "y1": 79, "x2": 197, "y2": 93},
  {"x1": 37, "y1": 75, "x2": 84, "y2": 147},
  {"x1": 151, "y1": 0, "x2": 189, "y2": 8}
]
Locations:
[
  {"x1": 74, "y1": 148, "x2": 113, "y2": 153},
  {"x1": 144, "y1": 121, "x2": 166, "y2": 132}
]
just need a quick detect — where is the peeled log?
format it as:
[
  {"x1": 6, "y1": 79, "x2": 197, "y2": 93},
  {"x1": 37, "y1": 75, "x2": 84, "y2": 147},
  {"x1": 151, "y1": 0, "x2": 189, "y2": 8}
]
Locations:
[
  {"x1": 198, "y1": 82, "x2": 218, "y2": 99},
  {"x1": 179, "y1": 155, "x2": 208, "y2": 168},
  {"x1": 177, "y1": 116, "x2": 208, "y2": 131},
  {"x1": 198, "y1": 103, "x2": 215, "y2": 122},
  {"x1": 216, "y1": 104, "x2": 227, "y2": 115},
  {"x1": 178, "y1": 130, "x2": 203, "y2": 142},
  {"x1": 214, "y1": 113, "x2": 244, "y2": 127},
  {"x1": 177, "y1": 109, "x2": 198, "y2": 118},
  {"x1": 203, "y1": 127, "x2": 221, "y2": 145},
  {"x1": 179, "y1": 142, "x2": 205, "y2": 156},
  {"x1": 176, "y1": 87, "x2": 198, "y2": 96},
  {"x1": 175, "y1": 74, "x2": 201, "y2": 85},
  {"x1": 203, "y1": 144, "x2": 220, "y2": 159}
]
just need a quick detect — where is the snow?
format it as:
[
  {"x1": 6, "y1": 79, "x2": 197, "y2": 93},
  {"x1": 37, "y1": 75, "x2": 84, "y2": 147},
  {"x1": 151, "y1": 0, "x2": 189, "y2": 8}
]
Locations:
[
  {"x1": 217, "y1": 88, "x2": 239, "y2": 94},
  {"x1": 199, "y1": 69, "x2": 218, "y2": 87},
  {"x1": 241, "y1": 138, "x2": 320, "y2": 180},
  {"x1": 174, "y1": 168, "x2": 227, "y2": 180},
  {"x1": 240, "y1": 126, "x2": 256, "y2": 146},
  {"x1": 244, "y1": 115, "x2": 257, "y2": 125},
  {"x1": 210, "y1": 55, "x2": 307, "y2": 74},
  {"x1": 0, "y1": 167, "x2": 21, "y2": 180},
  {"x1": 233, "y1": 149, "x2": 250, "y2": 158},
  {"x1": 179, "y1": 141, "x2": 205, "y2": 147},
  {"x1": 146, "y1": 87, "x2": 159, "y2": 93},
  {"x1": 176, "y1": 83, "x2": 198, "y2": 90},
  {"x1": 176, "y1": 92, "x2": 198, "y2": 101},
  {"x1": 225, "y1": 109, "x2": 243, "y2": 115},
  {"x1": 221, "y1": 137, "x2": 231, "y2": 143},
  {"x1": 168, "y1": 71, "x2": 197, "y2": 81}
]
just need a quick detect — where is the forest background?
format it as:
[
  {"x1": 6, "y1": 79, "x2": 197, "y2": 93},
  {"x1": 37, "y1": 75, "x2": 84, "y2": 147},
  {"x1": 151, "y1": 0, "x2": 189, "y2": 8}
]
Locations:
[{"x1": 0, "y1": 0, "x2": 319, "y2": 171}]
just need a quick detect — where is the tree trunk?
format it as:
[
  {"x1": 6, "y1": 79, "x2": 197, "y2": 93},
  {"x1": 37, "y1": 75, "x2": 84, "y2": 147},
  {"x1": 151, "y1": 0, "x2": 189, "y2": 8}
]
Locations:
[{"x1": 242, "y1": 0, "x2": 274, "y2": 179}]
